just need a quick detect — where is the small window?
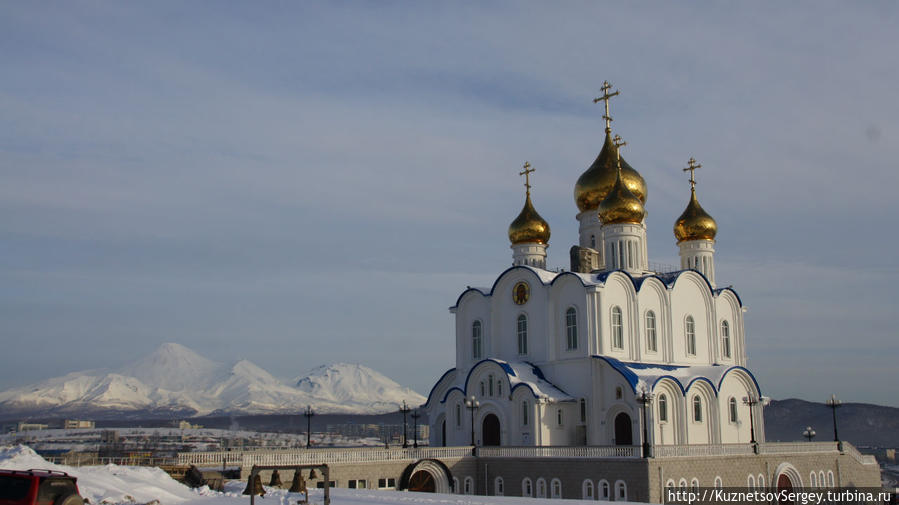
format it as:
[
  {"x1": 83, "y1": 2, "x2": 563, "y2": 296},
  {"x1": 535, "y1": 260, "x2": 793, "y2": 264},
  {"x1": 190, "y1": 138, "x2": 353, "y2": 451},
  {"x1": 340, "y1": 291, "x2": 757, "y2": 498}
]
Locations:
[
  {"x1": 615, "y1": 386, "x2": 623, "y2": 400},
  {"x1": 818, "y1": 471, "x2": 824, "y2": 488},
  {"x1": 536, "y1": 478, "x2": 547, "y2": 498},
  {"x1": 666, "y1": 480, "x2": 676, "y2": 492},
  {"x1": 810, "y1": 472, "x2": 817, "y2": 488},
  {"x1": 455, "y1": 404, "x2": 461, "y2": 427},
  {"x1": 659, "y1": 394, "x2": 668, "y2": 422},
  {"x1": 600, "y1": 480, "x2": 610, "y2": 500},
  {"x1": 464, "y1": 477, "x2": 473, "y2": 495},
  {"x1": 693, "y1": 396, "x2": 703, "y2": 422},
  {"x1": 488, "y1": 374, "x2": 494, "y2": 396},
  {"x1": 453, "y1": 477, "x2": 459, "y2": 494},
  {"x1": 551, "y1": 478, "x2": 562, "y2": 499},
  {"x1": 582, "y1": 480, "x2": 594, "y2": 500},
  {"x1": 557, "y1": 408, "x2": 563, "y2": 426},
  {"x1": 728, "y1": 397, "x2": 738, "y2": 423},
  {"x1": 522, "y1": 401, "x2": 529, "y2": 426},
  {"x1": 747, "y1": 475, "x2": 755, "y2": 490},
  {"x1": 497, "y1": 380, "x2": 502, "y2": 397},
  {"x1": 679, "y1": 479, "x2": 688, "y2": 491},
  {"x1": 827, "y1": 471, "x2": 834, "y2": 488},
  {"x1": 758, "y1": 474, "x2": 765, "y2": 489},
  {"x1": 611, "y1": 306, "x2": 624, "y2": 349},
  {"x1": 522, "y1": 478, "x2": 533, "y2": 497},
  {"x1": 480, "y1": 381, "x2": 485, "y2": 396},
  {"x1": 714, "y1": 477, "x2": 722, "y2": 489},
  {"x1": 472, "y1": 321, "x2": 482, "y2": 360},
  {"x1": 517, "y1": 314, "x2": 528, "y2": 355},
  {"x1": 494, "y1": 477, "x2": 504, "y2": 496},
  {"x1": 690, "y1": 479, "x2": 699, "y2": 493},
  {"x1": 646, "y1": 310, "x2": 657, "y2": 352},
  {"x1": 721, "y1": 320, "x2": 731, "y2": 358},
  {"x1": 566, "y1": 307, "x2": 578, "y2": 350},
  {"x1": 615, "y1": 480, "x2": 627, "y2": 501},
  {"x1": 590, "y1": 235, "x2": 596, "y2": 248},
  {"x1": 579, "y1": 398, "x2": 587, "y2": 424},
  {"x1": 686, "y1": 316, "x2": 696, "y2": 355}
]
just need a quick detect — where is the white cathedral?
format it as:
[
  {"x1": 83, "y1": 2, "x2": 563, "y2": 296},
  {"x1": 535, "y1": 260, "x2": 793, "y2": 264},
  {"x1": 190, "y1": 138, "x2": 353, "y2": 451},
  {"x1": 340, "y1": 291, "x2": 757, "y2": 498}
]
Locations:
[{"x1": 424, "y1": 85, "x2": 765, "y2": 450}]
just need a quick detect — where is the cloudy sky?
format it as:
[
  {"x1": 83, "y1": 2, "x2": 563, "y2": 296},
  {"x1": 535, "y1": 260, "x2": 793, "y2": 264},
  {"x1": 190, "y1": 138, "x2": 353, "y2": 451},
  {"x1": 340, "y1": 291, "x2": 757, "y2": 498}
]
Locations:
[{"x1": 1, "y1": 2, "x2": 897, "y2": 408}]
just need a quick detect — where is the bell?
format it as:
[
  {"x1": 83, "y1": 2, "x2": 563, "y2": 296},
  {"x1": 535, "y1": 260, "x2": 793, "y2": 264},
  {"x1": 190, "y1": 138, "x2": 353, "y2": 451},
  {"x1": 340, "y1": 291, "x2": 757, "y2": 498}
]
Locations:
[
  {"x1": 242, "y1": 474, "x2": 265, "y2": 496},
  {"x1": 268, "y1": 469, "x2": 282, "y2": 487},
  {"x1": 288, "y1": 470, "x2": 307, "y2": 493},
  {"x1": 308, "y1": 468, "x2": 318, "y2": 480}
]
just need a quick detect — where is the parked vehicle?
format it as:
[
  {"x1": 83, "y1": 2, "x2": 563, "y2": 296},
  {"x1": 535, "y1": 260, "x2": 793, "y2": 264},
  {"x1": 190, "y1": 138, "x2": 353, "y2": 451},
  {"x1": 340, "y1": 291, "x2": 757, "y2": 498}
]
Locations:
[{"x1": 0, "y1": 469, "x2": 84, "y2": 505}]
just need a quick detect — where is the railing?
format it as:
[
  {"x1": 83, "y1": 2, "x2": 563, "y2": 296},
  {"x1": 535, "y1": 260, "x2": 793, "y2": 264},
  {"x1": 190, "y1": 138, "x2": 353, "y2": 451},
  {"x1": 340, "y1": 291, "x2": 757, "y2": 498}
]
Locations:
[
  {"x1": 648, "y1": 262, "x2": 680, "y2": 274},
  {"x1": 476, "y1": 446, "x2": 641, "y2": 459},
  {"x1": 758, "y1": 442, "x2": 838, "y2": 455},
  {"x1": 44, "y1": 456, "x2": 176, "y2": 467},
  {"x1": 177, "y1": 447, "x2": 473, "y2": 467},
  {"x1": 653, "y1": 444, "x2": 755, "y2": 458},
  {"x1": 844, "y1": 443, "x2": 878, "y2": 466}
]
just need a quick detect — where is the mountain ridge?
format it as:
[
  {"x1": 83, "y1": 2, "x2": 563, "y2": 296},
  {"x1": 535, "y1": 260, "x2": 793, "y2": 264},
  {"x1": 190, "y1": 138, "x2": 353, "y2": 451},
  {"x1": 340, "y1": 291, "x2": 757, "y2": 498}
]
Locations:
[{"x1": 0, "y1": 343, "x2": 425, "y2": 419}]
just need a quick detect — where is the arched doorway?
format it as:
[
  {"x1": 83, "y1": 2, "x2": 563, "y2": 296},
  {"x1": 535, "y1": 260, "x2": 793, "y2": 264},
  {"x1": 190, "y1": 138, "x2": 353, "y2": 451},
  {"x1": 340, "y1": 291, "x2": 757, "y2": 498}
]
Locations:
[
  {"x1": 614, "y1": 413, "x2": 633, "y2": 445},
  {"x1": 408, "y1": 470, "x2": 436, "y2": 492},
  {"x1": 482, "y1": 413, "x2": 501, "y2": 446},
  {"x1": 776, "y1": 474, "x2": 794, "y2": 505}
]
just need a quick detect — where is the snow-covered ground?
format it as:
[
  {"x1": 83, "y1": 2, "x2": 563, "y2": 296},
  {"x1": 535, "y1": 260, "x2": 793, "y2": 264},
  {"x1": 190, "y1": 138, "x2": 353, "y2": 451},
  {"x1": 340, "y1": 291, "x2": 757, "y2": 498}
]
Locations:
[{"x1": 0, "y1": 445, "x2": 624, "y2": 505}]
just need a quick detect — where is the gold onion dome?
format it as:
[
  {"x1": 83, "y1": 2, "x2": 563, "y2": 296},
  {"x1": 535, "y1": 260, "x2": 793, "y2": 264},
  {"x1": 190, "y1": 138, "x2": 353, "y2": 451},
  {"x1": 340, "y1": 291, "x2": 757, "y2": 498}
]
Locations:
[
  {"x1": 574, "y1": 131, "x2": 647, "y2": 212},
  {"x1": 598, "y1": 171, "x2": 646, "y2": 224},
  {"x1": 673, "y1": 188, "x2": 717, "y2": 242},
  {"x1": 508, "y1": 193, "x2": 551, "y2": 244}
]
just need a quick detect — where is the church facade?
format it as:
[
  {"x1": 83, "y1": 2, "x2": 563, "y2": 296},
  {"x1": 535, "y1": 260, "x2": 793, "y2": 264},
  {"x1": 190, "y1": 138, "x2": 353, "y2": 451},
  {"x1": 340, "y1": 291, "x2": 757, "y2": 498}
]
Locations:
[{"x1": 424, "y1": 84, "x2": 762, "y2": 451}]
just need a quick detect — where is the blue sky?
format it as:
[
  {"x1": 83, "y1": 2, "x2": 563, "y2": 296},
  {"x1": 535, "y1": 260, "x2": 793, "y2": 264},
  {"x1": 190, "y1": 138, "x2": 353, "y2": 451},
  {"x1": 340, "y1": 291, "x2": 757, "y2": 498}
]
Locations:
[{"x1": 1, "y1": 2, "x2": 898, "y2": 407}]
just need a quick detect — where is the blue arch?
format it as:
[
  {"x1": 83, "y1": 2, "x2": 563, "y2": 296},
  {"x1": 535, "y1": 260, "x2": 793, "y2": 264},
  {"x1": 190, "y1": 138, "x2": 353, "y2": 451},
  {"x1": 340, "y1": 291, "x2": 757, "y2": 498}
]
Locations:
[
  {"x1": 718, "y1": 366, "x2": 762, "y2": 397},
  {"x1": 424, "y1": 368, "x2": 457, "y2": 407}
]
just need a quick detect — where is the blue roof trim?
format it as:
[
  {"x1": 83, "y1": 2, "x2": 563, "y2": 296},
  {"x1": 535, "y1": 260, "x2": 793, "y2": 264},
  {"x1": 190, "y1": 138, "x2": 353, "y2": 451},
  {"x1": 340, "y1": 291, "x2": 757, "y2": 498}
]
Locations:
[
  {"x1": 593, "y1": 355, "x2": 643, "y2": 394},
  {"x1": 462, "y1": 358, "x2": 521, "y2": 398},
  {"x1": 424, "y1": 367, "x2": 456, "y2": 407},
  {"x1": 685, "y1": 376, "x2": 719, "y2": 397},
  {"x1": 713, "y1": 287, "x2": 744, "y2": 308},
  {"x1": 548, "y1": 271, "x2": 591, "y2": 288},
  {"x1": 651, "y1": 375, "x2": 687, "y2": 395},
  {"x1": 718, "y1": 366, "x2": 762, "y2": 397},
  {"x1": 440, "y1": 386, "x2": 465, "y2": 404},
  {"x1": 510, "y1": 382, "x2": 541, "y2": 399}
]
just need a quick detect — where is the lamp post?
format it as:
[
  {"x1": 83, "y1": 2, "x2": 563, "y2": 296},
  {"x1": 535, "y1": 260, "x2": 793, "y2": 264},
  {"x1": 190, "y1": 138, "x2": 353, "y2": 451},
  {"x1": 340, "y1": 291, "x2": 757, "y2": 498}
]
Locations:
[
  {"x1": 465, "y1": 396, "x2": 480, "y2": 446},
  {"x1": 400, "y1": 401, "x2": 411, "y2": 448},
  {"x1": 742, "y1": 395, "x2": 760, "y2": 446},
  {"x1": 410, "y1": 409, "x2": 421, "y2": 448},
  {"x1": 636, "y1": 389, "x2": 653, "y2": 458},
  {"x1": 826, "y1": 394, "x2": 842, "y2": 447},
  {"x1": 803, "y1": 426, "x2": 816, "y2": 442},
  {"x1": 303, "y1": 405, "x2": 314, "y2": 449}
]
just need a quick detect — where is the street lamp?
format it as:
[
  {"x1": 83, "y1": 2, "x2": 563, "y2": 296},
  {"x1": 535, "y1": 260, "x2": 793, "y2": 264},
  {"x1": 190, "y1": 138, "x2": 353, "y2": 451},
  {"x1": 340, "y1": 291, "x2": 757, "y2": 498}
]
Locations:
[
  {"x1": 399, "y1": 401, "x2": 411, "y2": 448},
  {"x1": 303, "y1": 405, "x2": 314, "y2": 449},
  {"x1": 465, "y1": 396, "x2": 480, "y2": 446},
  {"x1": 803, "y1": 426, "x2": 816, "y2": 442},
  {"x1": 826, "y1": 394, "x2": 842, "y2": 447},
  {"x1": 742, "y1": 395, "x2": 760, "y2": 446},
  {"x1": 410, "y1": 409, "x2": 421, "y2": 448},
  {"x1": 636, "y1": 389, "x2": 654, "y2": 458}
]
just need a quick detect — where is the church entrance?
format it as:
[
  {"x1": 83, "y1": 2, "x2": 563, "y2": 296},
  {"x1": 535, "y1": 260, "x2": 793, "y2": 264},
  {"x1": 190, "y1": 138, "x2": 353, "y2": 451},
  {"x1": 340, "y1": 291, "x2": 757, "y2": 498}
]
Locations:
[
  {"x1": 408, "y1": 470, "x2": 436, "y2": 492},
  {"x1": 614, "y1": 413, "x2": 633, "y2": 445},
  {"x1": 776, "y1": 474, "x2": 794, "y2": 505},
  {"x1": 482, "y1": 414, "x2": 501, "y2": 446}
]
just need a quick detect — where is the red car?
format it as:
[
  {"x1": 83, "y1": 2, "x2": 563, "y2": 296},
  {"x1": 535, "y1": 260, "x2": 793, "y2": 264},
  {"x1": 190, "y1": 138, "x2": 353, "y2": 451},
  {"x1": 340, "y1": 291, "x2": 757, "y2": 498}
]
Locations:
[{"x1": 0, "y1": 470, "x2": 84, "y2": 505}]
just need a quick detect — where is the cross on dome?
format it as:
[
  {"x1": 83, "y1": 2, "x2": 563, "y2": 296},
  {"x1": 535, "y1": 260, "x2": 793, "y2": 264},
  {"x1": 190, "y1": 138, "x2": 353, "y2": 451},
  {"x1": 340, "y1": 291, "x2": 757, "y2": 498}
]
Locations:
[
  {"x1": 683, "y1": 157, "x2": 701, "y2": 191},
  {"x1": 593, "y1": 80, "x2": 620, "y2": 133},
  {"x1": 519, "y1": 161, "x2": 535, "y2": 195},
  {"x1": 613, "y1": 134, "x2": 627, "y2": 169}
]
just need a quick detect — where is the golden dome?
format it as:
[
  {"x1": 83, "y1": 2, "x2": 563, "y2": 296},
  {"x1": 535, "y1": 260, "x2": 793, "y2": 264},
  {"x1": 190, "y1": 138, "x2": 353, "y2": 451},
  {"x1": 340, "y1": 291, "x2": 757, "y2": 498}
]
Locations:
[
  {"x1": 574, "y1": 131, "x2": 647, "y2": 212},
  {"x1": 674, "y1": 189, "x2": 717, "y2": 242},
  {"x1": 598, "y1": 171, "x2": 646, "y2": 224},
  {"x1": 508, "y1": 193, "x2": 551, "y2": 244}
]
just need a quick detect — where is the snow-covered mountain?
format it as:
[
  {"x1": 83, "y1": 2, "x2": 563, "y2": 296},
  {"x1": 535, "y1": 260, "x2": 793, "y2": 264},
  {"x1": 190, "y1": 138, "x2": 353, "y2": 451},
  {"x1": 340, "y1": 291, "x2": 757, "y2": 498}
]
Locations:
[{"x1": 0, "y1": 343, "x2": 425, "y2": 418}]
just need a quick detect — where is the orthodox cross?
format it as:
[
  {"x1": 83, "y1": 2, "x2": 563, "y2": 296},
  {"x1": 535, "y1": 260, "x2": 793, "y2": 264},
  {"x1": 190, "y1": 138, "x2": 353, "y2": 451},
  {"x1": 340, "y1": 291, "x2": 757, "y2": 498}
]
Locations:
[
  {"x1": 613, "y1": 135, "x2": 627, "y2": 171},
  {"x1": 519, "y1": 161, "x2": 535, "y2": 195},
  {"x1": 683, "y1": 157, "x2": 701, "y2": 191},
  {"x1": 593, "y1": 80, "x2": 620, "y2": 133}
]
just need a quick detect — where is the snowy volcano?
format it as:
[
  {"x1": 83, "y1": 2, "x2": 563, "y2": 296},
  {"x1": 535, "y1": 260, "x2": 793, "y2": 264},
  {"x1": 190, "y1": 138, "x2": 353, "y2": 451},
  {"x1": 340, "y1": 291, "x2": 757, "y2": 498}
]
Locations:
[{"x1": 0, "y1": 343, "x2": 425, "y2": 418}]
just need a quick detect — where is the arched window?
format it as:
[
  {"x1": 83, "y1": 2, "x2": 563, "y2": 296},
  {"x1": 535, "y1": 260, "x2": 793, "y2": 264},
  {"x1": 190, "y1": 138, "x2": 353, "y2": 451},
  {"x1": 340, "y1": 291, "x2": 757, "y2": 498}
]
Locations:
[
  {"x1": 522, "y1": 401, "x2": 529, "y2": 426},
  {"x1": 690, "y1": 479, "x2": 699, "y2": 493},
  {"x1": 819, "y1": 471, "x2": 825, "y2": 488},
  {"x1": 579, "y1": 398, "x2": 587, "y2": 423},
  {"x1": 566, "y1": 307, "x2": 578, "y2": 350},
  {"x1": 714, "y1": 477, "x2": 723, "y2": 489},
  {"x1": 599, "y1": 480, "x2": 610, "y2": 500},
  {"x1": 615, "y1": 386, "x2": 623, "y2": 400},
  {"x1": 686, "y1": 316, "x2": 696, "y2": 355},
  {"x1": 494, "y1": 477, "x2": 504, "y2": 496},
  {"x1": 728, "y1": 397, "x2": 738, "y2": 423},
  {"x1": 517, "y1": 314, "x2": 528, "y2": 355},
  {"x1": 747, "y1": 475, "x2": 755, "y2": 490},
  {"x1": 453, "y1": 477, "x2": 459, "y2": 494},
  {"x1": 582, "y1": 480, "x2": 594, "y2": 500},
  {"x1": 809, "y1": 472, "x2": 817, "y2": 488},
  {"x1": 455, "y1": 404, "x2": 461, "y2": 427},
  {"x1": 679, "y1": 479, "x2": 688, "y2": 491},
  {"x1": 611, "y1": 306, "x2": 624, "y2": 349},
  {"x1": 488, "y1": 374, "x2": 494, "y2": 396},
  {"x1": 522, "y1": 478, "x2": 533, "y2": 497},
  {"x1": 827, "y1": 471, "x2": 834, "y2": 488},
  {"x1": 472, "y1": 321, "x2": 482, "y2": 360},
  {"x1": 551, "y1": 478, "x2": 561, "y2": 499},
  {"x1": 721, "y1": 320, "x2": 731, "y2": 358},
  {"x1": 646, "y1": 310, "x2": 657, "y2": 352},
  {"x1": 464, "y1": 477, "x2": 473, "y2": 495},
  {"x1": 666, "y1": 480, "x2": 676, "y2": 493},
  {"x1": 615, "y1": 480, "x2": 627, "y2": 501},
  {"x1": 693, "y1": 396, "x2": 703, "y2": 422},
  {"x1": 590, "y1": 234, "x2": 596, "y2": 248},
  {"x1": 658, "y1": 394, "x2": 668, "y2": 422},
  {"x1": 758, "y1": 474, "x2": 765, "y2": 489},
  {"x1": 556, "y1": 408, "x2": 563, "y2": 426},
  {"x1": 536, "y1": 478, "x2": 547, "y2": 498}
]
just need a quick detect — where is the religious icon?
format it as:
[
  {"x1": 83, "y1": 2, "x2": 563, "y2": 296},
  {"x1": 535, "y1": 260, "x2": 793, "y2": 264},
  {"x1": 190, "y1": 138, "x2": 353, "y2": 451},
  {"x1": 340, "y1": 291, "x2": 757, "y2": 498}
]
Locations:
[{"x1": 512, "y1": 281, "x2": 529, "y2": 305}]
